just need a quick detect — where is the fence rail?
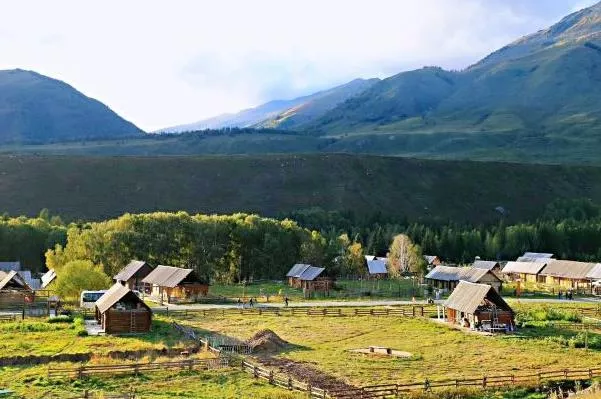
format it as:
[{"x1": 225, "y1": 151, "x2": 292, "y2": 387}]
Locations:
[
  {"x1": 47, "y1": 357, "x2": 229, "y2": 379},
  {"x1": 155, "y1": 305, "x2": 436, "y2": 319},
  {"x1": 328, "y1": 367, "x2": 601, "y2": 398}
]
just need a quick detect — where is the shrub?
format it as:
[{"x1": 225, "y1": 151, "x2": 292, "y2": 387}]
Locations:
[{"x1": 47, "y1": 315, "x2": 73, "y2": 323}]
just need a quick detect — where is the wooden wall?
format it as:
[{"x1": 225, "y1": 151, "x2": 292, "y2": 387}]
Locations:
[{"x1": 102, "y1": 309, "x2": 151, "y2": 334}]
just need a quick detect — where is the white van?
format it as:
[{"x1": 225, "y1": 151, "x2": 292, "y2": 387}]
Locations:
[{"x1": 80, "y1": 290, "x2": 107, "y2": 309}]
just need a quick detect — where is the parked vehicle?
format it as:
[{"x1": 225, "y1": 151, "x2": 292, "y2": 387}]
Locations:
[{"x1": 80, "y1": 290, "x2": 107, "y2": 309}]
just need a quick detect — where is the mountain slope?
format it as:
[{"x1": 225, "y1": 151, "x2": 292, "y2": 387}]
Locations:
[
  {"x1": 0, "y1": 69, "x2": 143, "y2": 143},
  {"x1": 159, "y1": 78, "x2": 379, "y2": 133},
  {"x1": 308, "y1": 1, "x2": 601, "y2": 140}
]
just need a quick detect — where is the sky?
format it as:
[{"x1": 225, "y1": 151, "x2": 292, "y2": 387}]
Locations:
[{"x1": 0, "y1": 0, "x2": 597, "y2": 131}]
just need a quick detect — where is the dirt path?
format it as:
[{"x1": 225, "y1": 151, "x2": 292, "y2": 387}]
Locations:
[{"x1": 255, "y1": 356, "x2": 358, "y2": 391}]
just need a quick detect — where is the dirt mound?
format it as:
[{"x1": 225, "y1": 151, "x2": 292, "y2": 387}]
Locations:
[{"x1": 246, "y1": 329, "x2": 289, "y2": 352}]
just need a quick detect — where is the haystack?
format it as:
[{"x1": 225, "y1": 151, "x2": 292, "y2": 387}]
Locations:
[{"x1": 246, "y1": 329, "x2": 289, "y2": 352}]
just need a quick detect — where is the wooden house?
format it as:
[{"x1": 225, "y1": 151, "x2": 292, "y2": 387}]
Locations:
[
  {"x1": 95, "y1": 283, "x2": 152, "y2": 334},
  {"x1": 142, "y1": 265, "x2": 208, "y2": 305},
  {"x1": 538, "y1": 260, "x2": 596, "y2": 290},
  {"x1": 286, "y1": 264, "x2": 332, "y2": 294},
  {"x1": 366, "y1": 259, "x2": 388, "y2": 279},
  {"x1": 425, "y1": 265, "x2": 503, "y2": 292},
  {"x1": 0, "y1": 270, "x2": 34, "y2": 307},
  {"x1": 114, "y1": 260, "x2": 154, "y2": 291},
  {"x1": 501, "y1": 261, "x2": 548, "y2": 283},
  {"x1": 471, "y1": 260, "x2": 502, "y2": 276},
  {"x1": 443, "y1": 281, "x2": 515, "y2": 332},
  {"x1": 516, "y1": 252, "x2": 554, "y2": 263}
]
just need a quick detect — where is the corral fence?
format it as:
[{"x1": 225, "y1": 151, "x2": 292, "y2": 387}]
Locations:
[
  {"x1": 47, "y1": 357, "x2": 229, "y2": 379},
  {"x1": 241, "y1": 360, "x2": 329, "y2": 399},
  {"x1": 46, "y1": 390, "x2": 135, "y2": 399},
  {"x1": 328, "y1": 368, "x2": 601, "y2": 398},
  {"x1": 171, "y1": 321, "x2": 252, "y2": 355},
  {"x1": 156, "y1": 305, "x2": 437, "y2": 319}
]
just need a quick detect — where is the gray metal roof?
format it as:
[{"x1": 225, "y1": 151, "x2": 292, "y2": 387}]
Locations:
[
  {"x1": 299, "y1": 266, "x2": 325, "y2": 281},
  {"x1": 367, "y1": 259, "x2": 388, "y2": 275},
  {"x1": 41, "y1": 269, "x2": 57, "y2": 288},
  {"x1": 142, "y1": 265, "x2": 197, "y2": 288},
  {"x1": 444, "y1": 281, "x2": 512, "y2": 314},
  {"x1": 95, "y1": 283, "x2": 150, "y2": 314},
  {"x1": 523, "y1": 252, "x2": 554, "y2": 258},
  {"x1": 0, "y1": 262, "x2": 21, "y2": 272},
  {"x1": 114, "y1": 260, "x2": 152, "y2": 282},
  {"x1": 425, "y1": 265, "x2": 500, "y2": 283},
  {"x1": 424, "y1": 255, "x2": 439, "y2": 264},
  {"x1": 538, "y1": 260, "x2": 596, "y2": 279},
  {"x1": 471, "y1": 260, "x2": 500, "y2": 271},
  {"x1": 17, "y1": 271, "x2": 40, "y2": 290},
  {"x1": 286, "y1": 264, "x2": 311, "y2": 278},
  {"x1": 0, "y1": 270, "x2": 31, "y2": 291},
  {"x1": 587, "y1": 264, "x2": 601, "y2": 280},
  {"x1": 502, "y1": 261, "x2": 547, "y2": 275}
]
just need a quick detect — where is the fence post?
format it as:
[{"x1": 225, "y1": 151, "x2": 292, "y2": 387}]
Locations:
[
  {"x1": 269, "y1": 371, "x2": 274, "y2": 384},
  {"x1": 78, "y1": 365, "x2": 84, "y2": 379},
  {"x1": 590, "y1": 368, "x2": 594, "y2": 379},
  {"x1": 288, "y1": 377, "x2": 293, "y2": 390},
  {"x1": 189, "y1": 359, "x2": 193, "y2": 371},
  {"x1": 83, "y1": 390, "x2": 89, "y2": 399},
  {"x1": 482, "y1": 376, "x2": 487, "y2": 388},
  {"x1": 538, "y1": 371, "x2": 541, "y2": 384},
  {"x1": 253, "y1": 365, "x2": 258, "y2": 378}
]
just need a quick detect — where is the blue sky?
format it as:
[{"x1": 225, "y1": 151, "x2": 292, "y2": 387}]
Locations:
[{"x1": 0, "y1": 0, "x2": 597, "y2": 130}]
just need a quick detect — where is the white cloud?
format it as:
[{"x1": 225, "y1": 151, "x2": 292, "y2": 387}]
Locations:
[{"x1": 0, "y1": 0, "x2": 590, "y2": 131}]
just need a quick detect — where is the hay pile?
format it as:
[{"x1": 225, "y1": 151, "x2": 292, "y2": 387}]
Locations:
[{"x1": 246, "y1": 329, "x2": 289, "y2": 352}]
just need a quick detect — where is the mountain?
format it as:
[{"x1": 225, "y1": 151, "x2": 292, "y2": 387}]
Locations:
[
  {"x1": 159, "y1": 78, "x2": 379, "y2": 133},
  {"x1": 0, "y1": 69, "x2": 143, "y2": 143},
  {"x1": 308, "y1": 1, "x2": 601, "y2": 139}
]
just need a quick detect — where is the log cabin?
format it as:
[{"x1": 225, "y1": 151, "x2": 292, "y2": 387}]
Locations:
[
  {"x1": 142, "y1": 265, "x2": 208, "y2": 304},
  {"x1": 113, "y1": 260, "x2": 154, "y2": 291},
  {"x1": 0, "y1": 270, "x2": 34, "y2": 308},
  {"x1": 95, "y1": 283, "x2": 152, "y2": 334},
  {"x1": 443, "y1": 281, "x2": 515, "y2": 332},
  {"x1": 425, "y1": 265, "x2": 503, "y2": 292}
]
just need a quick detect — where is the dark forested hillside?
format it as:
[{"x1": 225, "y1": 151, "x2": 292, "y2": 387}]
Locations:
[{"x1": 1, "y1": 154, "x2": 601, "y2": 224}]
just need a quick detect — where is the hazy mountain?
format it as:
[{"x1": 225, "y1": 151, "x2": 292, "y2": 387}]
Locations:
[
  {"x1": 309, "y1": 1, "x2": 601, "y2": 139},
  {"x1": 0, "y1": 69, "x2": 143, "y2": 143},
  {"x1": 159, "y1": 78, "x2": 379, "y2": 133}
]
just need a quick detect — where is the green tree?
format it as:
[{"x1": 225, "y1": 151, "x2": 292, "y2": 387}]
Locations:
[{"x1": 54, "y1": 260, "x2": 111, "y2": 299}]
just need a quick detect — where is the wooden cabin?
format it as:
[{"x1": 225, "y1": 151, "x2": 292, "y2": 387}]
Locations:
[
  {"x1": 538, "y1": 260, "x2": 596, "y2": 290},
  {"x1": 471, "y1": 260, "x2": 503, "y2": 277},
  {"x1": 286, "y1": 264, "x2": 312, "y2": 288},
  {"x1": 0, "y1": 271, "x2": 34, "y2": 307},
  {"x1": 142, "y1": 265, "x2": 208, "y2": 305},
  {"x1": 425, "y1": 265, "x2": 503, "y2": 293},
  {"x1": 285, "y1": 264, "x2": 332, "y2": 295},
  {"x1": 516, "y1": 252, "x2": 554, "y2": 263},
  {"x1": 95, "y1": 283, "x2": 152, "y2": 334},
  {"x1": 367, "y1": 259, "x2": 388, "y2": 279},
  {"x1": 113, "y1": 260, "x2": 154, "y2": 291},
  {"x1": 424, "y1": 255, "x2": 441, "y2": 270},
  {"x1": 501, "y1": 261, "x2": 548, "y2": 283},
  {"x1": 443, "y1": 281, "x2": 515, "y2": 332}
]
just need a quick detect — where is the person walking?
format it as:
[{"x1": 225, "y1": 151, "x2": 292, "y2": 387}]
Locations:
[
  {"x1": 249, "y1": 297, "x2": 254, "y2": 308},
  {"x1": 284, "y1": 296, "x2": 289, "y2": 307}
]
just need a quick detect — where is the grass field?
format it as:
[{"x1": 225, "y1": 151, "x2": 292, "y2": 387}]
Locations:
[
  {"x1": 176, "y1": 306, "x2": 601, "y2": 387},
  {"x1": 0, "y1": 318, "x2": 187, "y2": 356},
  {"x1": 2, "y1": 154, "x2": 601, "y2": 224}
]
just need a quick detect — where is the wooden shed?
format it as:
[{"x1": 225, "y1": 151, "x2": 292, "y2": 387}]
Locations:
[
  {"x1": 443, "y1": 281, "x2": 515, "y2": 332},
  {"x1": 425, "y1": 265, "x2": 503, "y2": 292},
  {"x1": 367, "y1": 259, "x2": 388, "y2": 279},
  {"x1": 142, "y1": 265, "x2": 208, "y2": 305},
  {"x1": 0, "y1": 271, "x2": 34, "y2": 308},
  {"x1": 95, "y1": 283, "x2": 152, "y2": 334},
  {"x1": 285, "y1": 264, "x2": 332, "y2": 295},
  {"x1": 114, "y1": 260, "x2": 154, "y2": 291}
]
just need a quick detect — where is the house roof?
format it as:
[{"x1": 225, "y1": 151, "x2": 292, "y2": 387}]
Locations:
[
  {"x1": 0, "y1": 262, "x2": 21, "y2": 272},
  {"x1": 364, "y1": 255, "x2": 376, "y2": 261},
  {"x1": 142, "y1": 265, "x2": 198, "y2": 288},
  {"x1": 299, "y1": 266, "x2": 325, "y2": 281},
  {"x1": 538, "y1": 260, "x2": 596, "y2": 279},
  {"x1": 17, "y1": 271, "x2": 41, "y2": 290},
  {"x1": 587, "y1": 264, "x2": 601, "y2": 280},
  {"x1": 523, "y1": 252, "x2": 554, "y2": 259},
  {"x1": 95, "y1": 283, "x2": 151, "y2": 314},
  {"x1": 367, "y1": 259, "x2": 388, "y2": 275},
  {"x1": 41, "y1": 269, "x2": 57, "y2": 288},
  {"x1": 114, "y1": 260, "x2": 152, "y2": 282},
  {"x1": 424, "y1": 255, "x2": 439, "y2": 264},
  {"x1": 286, "y1": 264, "x2": 311, "y2": 278},
  {"x1": 425, "y1": 265, "x2": 501, "y2": 283},
  {"x1": 502, "y1": 261, "x2": 547, "y2": 275},
  {"x1": 471, "y1": 260, "x2": 500, "y2": 271},
  {"x1": 0, "y1": 270, "x2": 31, "y2": 291},
  {"x1": 444, "y1": 281, "x2": 512, "y2": 314}
]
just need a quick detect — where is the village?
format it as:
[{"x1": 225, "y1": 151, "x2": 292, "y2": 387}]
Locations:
[{"x1": 2, "y1": 249, "x2": 601, "y2": 399}]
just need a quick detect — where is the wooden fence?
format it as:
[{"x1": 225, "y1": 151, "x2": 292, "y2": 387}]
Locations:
[
  {"x1": 241, "y1": 360, "x2": 329, "y2": 399},
  {"x1": 47, "y1": 357, "x2": 229, "y2": 379},
  {"x1": 48, "y1": 390, "x2": 135, "y2": 399},
  {"x1": 155, "y1": 305, "x2": 436, "y2": 319},
  {"x1": 328, "y1": 367, "x2": 601, "y2": 398}
]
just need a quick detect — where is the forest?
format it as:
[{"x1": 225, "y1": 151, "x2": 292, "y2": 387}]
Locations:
[{"x1": 3, "y1": 199, "x2": 601, "y2": 282}]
